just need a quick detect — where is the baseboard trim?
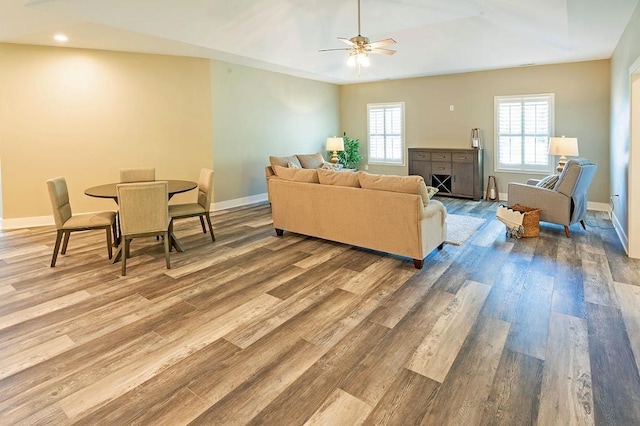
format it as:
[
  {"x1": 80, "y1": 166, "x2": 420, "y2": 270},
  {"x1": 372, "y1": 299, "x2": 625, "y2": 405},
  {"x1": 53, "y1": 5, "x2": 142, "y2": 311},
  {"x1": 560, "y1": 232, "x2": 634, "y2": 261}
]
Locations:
[
  {"x1": 1, "y1": 215, "x2": 54, "y2": 230},
  {"x1": 611, "y1": 210, "x2": 629, "y2": 255},
  {"x1": 213, "y1": 193, "x2": 268, "y2": 212}
]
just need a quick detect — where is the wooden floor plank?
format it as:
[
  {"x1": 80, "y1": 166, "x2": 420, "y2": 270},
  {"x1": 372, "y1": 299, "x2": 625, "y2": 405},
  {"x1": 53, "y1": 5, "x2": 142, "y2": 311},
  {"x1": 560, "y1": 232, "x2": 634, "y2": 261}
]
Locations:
[
  {"x1": 407, "y1": 280, "x2": 491, "y2": 382},
  {"x1": 613, "y1": 281, "x2": 640, "y2": 372},
  {"x1": 421, "y1": 314, "x2": 510, "y2": 424},
  {"x1": 538, "y1": 312, "x2": 594, "y2": 426},
  {"x1": 304, "y1": 388, "x2": 372, "y2": 426},
  {"x1": 481, "y1": 349, "x2": 543, "y2": 425},
  {"x1": 587, "y1": 302, "x2": 640, "y2": 425}
]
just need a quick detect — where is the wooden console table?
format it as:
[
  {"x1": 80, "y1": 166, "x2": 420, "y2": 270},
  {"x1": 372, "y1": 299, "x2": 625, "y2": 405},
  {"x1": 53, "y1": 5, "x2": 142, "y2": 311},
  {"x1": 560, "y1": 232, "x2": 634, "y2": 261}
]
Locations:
[{"x1": 408, "y1": 148, "x2": 484, "y2": 200}]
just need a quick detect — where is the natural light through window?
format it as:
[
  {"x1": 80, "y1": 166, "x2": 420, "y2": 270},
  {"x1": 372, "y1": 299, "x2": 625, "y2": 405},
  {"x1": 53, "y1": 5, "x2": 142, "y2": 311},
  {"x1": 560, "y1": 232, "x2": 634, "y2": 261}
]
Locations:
[
  {"x1": 368, "y1": 102, "x2": 405, "y2": 165},
  {"x1": 495, "y1": 94, "x2": 554, "y2": 173}
]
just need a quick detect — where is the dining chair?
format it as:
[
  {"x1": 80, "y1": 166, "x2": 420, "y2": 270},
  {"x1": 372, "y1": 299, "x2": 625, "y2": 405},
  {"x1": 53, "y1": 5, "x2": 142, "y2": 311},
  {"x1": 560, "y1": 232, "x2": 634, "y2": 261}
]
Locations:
[
  {"x1": 46, "y1": 177, "x2": 118, "y2": 267},
  {"x1": 169, "y1": 168, "x2": 215, "y2": 242},
  {"x1": 116, "y1": 181, "x2": 171, "y2": 276},
  {"x1": 119, "y1": 167, "x2": 156, "y2": 183}
]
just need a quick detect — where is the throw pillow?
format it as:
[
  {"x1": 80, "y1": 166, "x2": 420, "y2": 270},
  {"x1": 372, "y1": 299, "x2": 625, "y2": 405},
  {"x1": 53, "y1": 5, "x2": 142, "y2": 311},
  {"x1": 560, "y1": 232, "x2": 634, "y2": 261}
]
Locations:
[
  {"x1": 320, "y1": 161, "x2": 343, "y2": 171},
  {"x1": 273, "y1": 165, "x2": 319, "y2": 183},
  {"x1": 358, "y1": 172, "x2": 430, "y2": 206},
  {"x1": 270, "y1": 155, "x2": 301, "y2": 169},
  {"x1": 296, "y1": 152, "x2": 325, "y2": 169},
  {"x1": 287, "y1": 161, "x2": 301, "y2": 169},
  {"x1": 426, "y1": 186, "x2": 439, "y2": 199},
  {"x1": 535, "y1": 174, "x2": 559, "y2": 190},
  {"x1": 317, "y1": 168, "x2": 360, "y2": 187}
]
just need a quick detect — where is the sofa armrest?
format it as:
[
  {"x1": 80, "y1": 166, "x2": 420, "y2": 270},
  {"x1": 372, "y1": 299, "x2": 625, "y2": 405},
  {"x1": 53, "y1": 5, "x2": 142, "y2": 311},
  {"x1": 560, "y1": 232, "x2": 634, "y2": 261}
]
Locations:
[
  {"x1": 265, "y1": 166, "x2": 275, "y2": 178},
  {"x1": 422, "y1": 199, "x2": 447, "y2": 225}
]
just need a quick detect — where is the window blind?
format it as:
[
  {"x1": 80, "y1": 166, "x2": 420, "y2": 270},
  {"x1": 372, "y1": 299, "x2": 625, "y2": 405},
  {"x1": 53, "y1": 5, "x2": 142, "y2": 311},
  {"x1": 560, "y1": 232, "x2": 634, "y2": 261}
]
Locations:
[
  {"x1": 495, "y1": 94, "x2": 554, "y2": 173},
  {"x1": 368, "y1": 103, "x2": 404, "y2": 165}
]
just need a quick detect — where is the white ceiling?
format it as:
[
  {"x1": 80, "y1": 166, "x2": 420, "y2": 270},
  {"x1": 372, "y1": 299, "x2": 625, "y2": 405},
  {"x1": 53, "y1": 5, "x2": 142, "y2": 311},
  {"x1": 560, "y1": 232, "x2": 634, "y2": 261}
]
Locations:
[{"x1": 2, "y1": 0, "x2": 638, "y2": 84}]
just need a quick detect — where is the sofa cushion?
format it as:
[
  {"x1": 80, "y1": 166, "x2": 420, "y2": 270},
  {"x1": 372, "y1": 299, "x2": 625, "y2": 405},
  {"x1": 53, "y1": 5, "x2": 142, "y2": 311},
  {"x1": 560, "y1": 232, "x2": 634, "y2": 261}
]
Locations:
[
  {"x1": 296, "y1": 152, "x2": 325, "y2": 169},
  {"x1": 317, "y1": 168, "x2": 361, "y2": 187},
  {"x1": 535, "y1": 174, "x2": 560, "y2": 190},
  {"x1": 273, "y1": 165, "x2": 319, "y2": 183},
  {"x1": 358, "y1": 172, "x2": 430, "y2": 206},
  {"x1": 270, "y1": 155, "x2": 301, "y2": 169}
]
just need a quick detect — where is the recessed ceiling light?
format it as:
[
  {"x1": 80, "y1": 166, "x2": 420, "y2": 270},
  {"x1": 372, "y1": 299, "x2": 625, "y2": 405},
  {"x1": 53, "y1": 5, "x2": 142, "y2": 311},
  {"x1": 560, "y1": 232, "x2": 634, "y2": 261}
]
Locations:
[{"x1": 54, "y1": 34, "x2": 68, "y2": 43}]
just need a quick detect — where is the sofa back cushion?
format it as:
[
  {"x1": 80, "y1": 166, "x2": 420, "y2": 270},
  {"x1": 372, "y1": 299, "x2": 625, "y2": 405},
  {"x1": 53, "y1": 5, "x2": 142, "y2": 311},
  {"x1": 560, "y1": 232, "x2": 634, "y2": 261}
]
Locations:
[
  {"x1": 317, "y1": 168, "x2": 361, "y2": 187},
  {"x1": 270, "y1": 155, "x2": 302, "y2": 169},
  {"x1": 273, "y1": 165, "x2": 319, "y2": 183},
  {"x1": 296, "y1": 152, "x2": 325, "y2": 169},
  {"x1": 358, "y1": 172, "x2": 430, "y2": 206}
]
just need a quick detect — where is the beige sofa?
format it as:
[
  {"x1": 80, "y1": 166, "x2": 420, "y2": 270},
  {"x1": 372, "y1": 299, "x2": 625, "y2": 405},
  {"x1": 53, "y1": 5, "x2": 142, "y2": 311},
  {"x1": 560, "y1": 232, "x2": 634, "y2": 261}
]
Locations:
[{"x1": 268, "y1": 166, "x2": 447, "y2": 269}]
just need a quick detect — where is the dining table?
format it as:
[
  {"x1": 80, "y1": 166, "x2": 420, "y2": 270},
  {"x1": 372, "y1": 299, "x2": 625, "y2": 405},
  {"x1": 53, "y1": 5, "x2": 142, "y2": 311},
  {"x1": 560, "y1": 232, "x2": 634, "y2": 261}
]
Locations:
[{"x1": 85, "y1": 179, "x2": 198, "y2": 256}]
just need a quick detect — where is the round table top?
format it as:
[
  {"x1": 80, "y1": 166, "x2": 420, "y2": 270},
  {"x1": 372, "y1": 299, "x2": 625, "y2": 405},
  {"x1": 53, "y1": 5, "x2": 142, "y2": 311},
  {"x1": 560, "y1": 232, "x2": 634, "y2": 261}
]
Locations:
[{"x1": 85, "y1": 180, "x2": 197, "y2": 200}]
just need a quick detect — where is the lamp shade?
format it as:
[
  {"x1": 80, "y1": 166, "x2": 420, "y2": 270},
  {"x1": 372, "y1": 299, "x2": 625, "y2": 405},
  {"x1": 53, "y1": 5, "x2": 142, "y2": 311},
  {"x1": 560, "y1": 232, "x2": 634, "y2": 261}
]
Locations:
[
  {"x1": 326, "y1": 137, "x2": 344, "y2": 152},
  {"x1": 549, "y1": 137, "x2": 579, "y2": 156}
]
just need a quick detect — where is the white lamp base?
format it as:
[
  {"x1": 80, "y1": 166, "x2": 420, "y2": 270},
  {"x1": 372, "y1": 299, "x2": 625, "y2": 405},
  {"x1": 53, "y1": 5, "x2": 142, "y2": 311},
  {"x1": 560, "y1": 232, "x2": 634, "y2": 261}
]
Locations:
[{"x1": 556, "y1": 155, "x2": 567, "y2": 173}]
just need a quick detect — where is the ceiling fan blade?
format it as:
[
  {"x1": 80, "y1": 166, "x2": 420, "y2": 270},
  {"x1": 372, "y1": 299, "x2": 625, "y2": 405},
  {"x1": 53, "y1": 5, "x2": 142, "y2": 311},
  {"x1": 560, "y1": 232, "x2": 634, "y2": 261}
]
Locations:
[
  {"x1": 370, "y1": 48, "x2": 396, "y2": 55},
  {"x1": 368, "y1": 38, "x2": 396, "y2": 49},
  {"x1": 319, "y1": 48, "x2": 351, "y2": 52},
  {"x1": 338, "y1": 37, "x2": 355, "y2": 46}
]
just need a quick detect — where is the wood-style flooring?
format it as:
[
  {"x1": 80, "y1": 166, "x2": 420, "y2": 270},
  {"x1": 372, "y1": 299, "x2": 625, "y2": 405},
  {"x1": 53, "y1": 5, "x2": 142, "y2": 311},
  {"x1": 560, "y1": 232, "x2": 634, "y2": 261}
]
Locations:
[{"x1": 1, "y1": 198, "x2": 639, "y2": 425}]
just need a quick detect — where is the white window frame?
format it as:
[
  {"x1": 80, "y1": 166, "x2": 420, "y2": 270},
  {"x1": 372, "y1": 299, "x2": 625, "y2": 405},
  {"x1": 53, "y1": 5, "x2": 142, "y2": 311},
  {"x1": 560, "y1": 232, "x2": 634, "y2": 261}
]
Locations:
[
  {"x1": 494, "y1": 94, "x2": 555, "y2": 174},
  {"x1": 367, "y1": 102, "x2": 405, "y2": 166}
]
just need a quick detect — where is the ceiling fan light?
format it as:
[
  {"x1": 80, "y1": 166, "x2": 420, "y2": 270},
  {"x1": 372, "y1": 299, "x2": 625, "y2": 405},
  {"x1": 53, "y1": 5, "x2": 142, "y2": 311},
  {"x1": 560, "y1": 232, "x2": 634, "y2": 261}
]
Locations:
[
  {"x1": 347, "y1": 53, "x2": 357, "y2": 67},
  {"x1": 358, "y1": 52, "x2": 370, "y2": 67}
]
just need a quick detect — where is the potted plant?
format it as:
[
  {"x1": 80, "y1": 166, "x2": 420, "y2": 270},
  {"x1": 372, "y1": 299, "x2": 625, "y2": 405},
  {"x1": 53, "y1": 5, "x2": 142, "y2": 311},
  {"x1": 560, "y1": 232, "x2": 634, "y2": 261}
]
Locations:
[{"x1": 338, "y1": 132, "x2": 363, "y2": 170}]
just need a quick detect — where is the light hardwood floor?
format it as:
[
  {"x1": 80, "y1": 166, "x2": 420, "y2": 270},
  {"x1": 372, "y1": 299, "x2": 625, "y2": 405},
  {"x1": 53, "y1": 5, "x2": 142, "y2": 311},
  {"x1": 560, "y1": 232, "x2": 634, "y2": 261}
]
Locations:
[{"x1": 1, "y1": 198, "x2": 639, "y2": 425}]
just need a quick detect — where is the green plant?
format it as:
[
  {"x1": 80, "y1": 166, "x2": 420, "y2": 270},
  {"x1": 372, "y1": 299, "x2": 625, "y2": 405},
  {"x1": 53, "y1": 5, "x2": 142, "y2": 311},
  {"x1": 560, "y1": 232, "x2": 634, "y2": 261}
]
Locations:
[{"x1": 337, "y1": 132, "x2": 363, "y2": 169}]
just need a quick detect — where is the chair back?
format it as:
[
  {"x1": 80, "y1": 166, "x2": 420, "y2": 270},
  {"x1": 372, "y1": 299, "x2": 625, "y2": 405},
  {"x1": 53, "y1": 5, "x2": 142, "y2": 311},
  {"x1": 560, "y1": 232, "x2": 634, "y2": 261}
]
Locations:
[
  {"x1": 555, "y1": 159, "x2": 597, "y2": 198},
  {"x1": 197, "y1": 168, "x2": 214, "y2": 212},
  {"x1": 46, "y1": 177, "x2": 72, "y2": 229},
  {"x1": 119, "y1": 168, "x2": 156, "y2": 183},
  {"x1": 117, "y1": 181, "x2": 169, "y2": 236}
]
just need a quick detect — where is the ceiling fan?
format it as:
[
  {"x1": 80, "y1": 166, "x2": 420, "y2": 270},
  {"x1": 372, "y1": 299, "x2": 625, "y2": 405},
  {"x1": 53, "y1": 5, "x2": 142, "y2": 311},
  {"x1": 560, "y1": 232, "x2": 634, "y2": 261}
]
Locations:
[{"x1": 319, "y1": 0, "x2": 396, "y2": 68}]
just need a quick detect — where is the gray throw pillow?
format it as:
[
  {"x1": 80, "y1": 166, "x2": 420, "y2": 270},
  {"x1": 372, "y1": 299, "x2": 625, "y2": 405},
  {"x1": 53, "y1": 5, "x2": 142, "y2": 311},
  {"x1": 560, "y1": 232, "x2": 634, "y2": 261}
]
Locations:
[{"x1": 535, "y1": 174, "x2": 560, "y2": 190}]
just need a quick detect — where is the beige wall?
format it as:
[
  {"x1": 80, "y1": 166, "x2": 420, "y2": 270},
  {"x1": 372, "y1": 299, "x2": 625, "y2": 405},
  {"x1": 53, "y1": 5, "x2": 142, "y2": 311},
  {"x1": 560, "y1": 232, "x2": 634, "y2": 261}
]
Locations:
[
  {"x1": 210, "y1": 61, "x2": 340, "y2": 202},
  {"x1": 340, "y1": 60, "x2": 611, "y2": 203},
  {"x1": 0, "y1": 43, "x2": 213, "y2": 221},
  {"x1": 610, "y1": 1, "x2": 640, "y2": 254}
]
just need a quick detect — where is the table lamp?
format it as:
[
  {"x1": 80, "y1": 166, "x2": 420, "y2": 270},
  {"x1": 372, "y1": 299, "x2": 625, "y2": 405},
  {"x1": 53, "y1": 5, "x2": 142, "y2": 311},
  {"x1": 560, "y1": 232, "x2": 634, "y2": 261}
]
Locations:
[
  {"x1": 326, "y1": 136, "x2": 345, "y2": 164},
  {"x1": 549, "y1": 136, "x2": 579, "y2": 172}
]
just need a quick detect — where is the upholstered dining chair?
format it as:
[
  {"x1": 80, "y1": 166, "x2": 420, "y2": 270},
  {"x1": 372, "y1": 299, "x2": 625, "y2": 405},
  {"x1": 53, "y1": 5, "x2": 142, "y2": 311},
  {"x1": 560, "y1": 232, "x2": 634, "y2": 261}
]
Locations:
[
  {"x1": 119, "y1": 167, "x2": 156, "y2": 183},
  {"x1": 116, "y1": 181, "x2": 171, "y2": 276},
  {"x1": 169, "y1": 168, "x2": 215, "y2": 242},
  {"x1": 507, "y1": 158, "x2": 598, "y2": 238},
  {"x1": 46, "y1": 177, "x2": 117, "y2": 267}
]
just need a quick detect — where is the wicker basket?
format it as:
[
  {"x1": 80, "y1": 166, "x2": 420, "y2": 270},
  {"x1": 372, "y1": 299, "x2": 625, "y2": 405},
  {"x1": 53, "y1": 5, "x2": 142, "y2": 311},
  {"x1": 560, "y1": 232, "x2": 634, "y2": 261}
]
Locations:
[{"x1": 509, "y1": 204, "x2": 542, "y2": 238}]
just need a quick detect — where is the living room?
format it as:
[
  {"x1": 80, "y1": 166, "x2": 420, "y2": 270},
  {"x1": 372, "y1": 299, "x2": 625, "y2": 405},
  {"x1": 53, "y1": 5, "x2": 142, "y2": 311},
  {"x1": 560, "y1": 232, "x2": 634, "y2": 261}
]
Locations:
[{"x1": 1, "y1": 0, "x2": 640, "y2": 424}]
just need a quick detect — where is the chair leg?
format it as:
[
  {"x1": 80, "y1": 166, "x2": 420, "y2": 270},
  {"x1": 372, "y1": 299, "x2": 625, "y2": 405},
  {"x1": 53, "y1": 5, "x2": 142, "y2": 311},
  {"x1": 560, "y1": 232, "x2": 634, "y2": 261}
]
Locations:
[
  {"x1": 122, "y1": 238, "x2": 129, "y2": 276},
  {"x1": 205, "y1": 214, "x2": 216, "y2": 242},
  {"x1": 112, "y1": 220, "x2": 119, "y2": 248},
  {"x1": 51, "y1": 229, "x2": 64, "y2": 267},
  {"x1": 580, "y1": 220, "x2": 587, "y2": 231},
  {"x1": 61, "y1": 231, "x2": 71, "y2": 254},
  {"x1": 199, "y1": 216, "x2": 206, "y2": 233},
  {"x1": 564, "y1": 226, "x2": 571, "y2": 238},
  {"x1": 105, "y1": 227, "x2": 113, "y2": 259},
  {"x1": 164, "y1": 231, "x2": 171, "y2": 269}
]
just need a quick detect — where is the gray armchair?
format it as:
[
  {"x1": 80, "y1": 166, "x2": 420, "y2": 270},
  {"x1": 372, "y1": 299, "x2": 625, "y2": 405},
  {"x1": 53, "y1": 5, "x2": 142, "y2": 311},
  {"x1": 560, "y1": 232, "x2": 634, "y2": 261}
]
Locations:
[{"x1": 507, "y1": 159, "x2": 597, "y2": 238}]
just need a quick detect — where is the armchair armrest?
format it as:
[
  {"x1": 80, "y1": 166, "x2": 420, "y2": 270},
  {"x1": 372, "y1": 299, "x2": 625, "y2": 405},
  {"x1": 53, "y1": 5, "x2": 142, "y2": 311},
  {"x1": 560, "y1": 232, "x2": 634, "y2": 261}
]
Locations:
[{"x1": 507, "y1": 183, "x2": 571, "y2": 225}]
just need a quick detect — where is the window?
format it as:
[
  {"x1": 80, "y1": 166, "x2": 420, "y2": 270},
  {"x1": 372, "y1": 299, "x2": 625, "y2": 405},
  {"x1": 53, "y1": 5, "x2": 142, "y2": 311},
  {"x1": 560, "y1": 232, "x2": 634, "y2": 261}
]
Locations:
[
  {"x1": 368, "y1": 102, "x2": 405, "y2": 165},
  {"x1": 495, "y1": 94, "x2": 554, "y2": 173}
]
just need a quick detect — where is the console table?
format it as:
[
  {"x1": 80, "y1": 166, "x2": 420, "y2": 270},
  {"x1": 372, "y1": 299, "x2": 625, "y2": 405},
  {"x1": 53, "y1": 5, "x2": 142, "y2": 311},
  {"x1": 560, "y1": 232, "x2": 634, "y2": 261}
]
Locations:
[{"x1": 408, "y1": 148, "x2": 484, "y2": 200}]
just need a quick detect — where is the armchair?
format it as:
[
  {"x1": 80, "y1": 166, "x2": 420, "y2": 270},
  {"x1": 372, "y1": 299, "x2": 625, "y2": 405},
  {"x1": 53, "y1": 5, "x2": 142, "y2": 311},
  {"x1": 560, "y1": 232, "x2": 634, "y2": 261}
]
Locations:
[{"x1": 507, "y1": 159, "x2": 597, "y2": 238}]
